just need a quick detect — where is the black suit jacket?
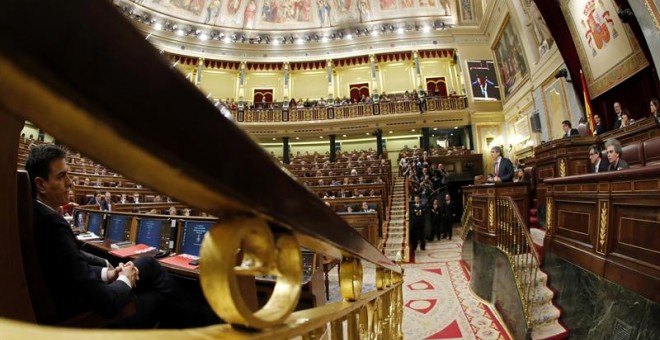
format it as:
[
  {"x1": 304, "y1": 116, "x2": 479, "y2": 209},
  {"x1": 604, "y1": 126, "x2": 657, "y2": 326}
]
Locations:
[
  {"x1": 563, "y1": 128, "x2": 579, "y2": 138},
  {"x1": 594, "y1": 123, "x2": 607, "y2": 135},
  {"x1": 593, "y1": 158, "x2": 609, "y2": 173},
  {"x1": 33, "y1": 201, "x2": 132, "y2": 320},
  {"x1": 494, "y1": 157, "x2": 514, "y2": 182},
  {"x1": 608, "y1": 159, "x2": 630, "y2": 171}
]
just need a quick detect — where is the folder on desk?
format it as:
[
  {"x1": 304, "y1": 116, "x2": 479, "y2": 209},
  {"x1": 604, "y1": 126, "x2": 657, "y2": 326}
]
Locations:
[
  {"x1": 159, "y1": 254, "x2": 199, "y2": 270},
  {"x1": 109, "y1": 244, "x2": 156, "y2": 258}
]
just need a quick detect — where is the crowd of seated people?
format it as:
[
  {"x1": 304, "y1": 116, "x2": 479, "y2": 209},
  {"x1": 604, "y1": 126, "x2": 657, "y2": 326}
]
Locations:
[{"x1": 217, "y1": 89, "x2": 467, "y2": 112}]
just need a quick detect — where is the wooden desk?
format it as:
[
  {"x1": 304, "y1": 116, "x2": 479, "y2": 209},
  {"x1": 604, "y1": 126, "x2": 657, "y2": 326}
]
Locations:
[
  {"x1": 545, "y1": 165, "x2": 660, "y2": 303},
  {"x1": 599, "y1": 117, "x2": 660, "y2": 147},
  {"x1": 462, "y1": 182, "x2": 530, "y2": 246},
  {"x1": 337, "y1": 212, "x2": 380, "y2": 247}
]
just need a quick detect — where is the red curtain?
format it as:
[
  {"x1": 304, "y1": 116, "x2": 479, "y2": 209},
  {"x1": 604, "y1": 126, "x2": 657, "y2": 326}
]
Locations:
[
  {"x1": 426, "y1": 77, "x2": 447, "y2": 97},
  {"x1": 349, "y1": 83, "x2": 370, "y2": 101}
]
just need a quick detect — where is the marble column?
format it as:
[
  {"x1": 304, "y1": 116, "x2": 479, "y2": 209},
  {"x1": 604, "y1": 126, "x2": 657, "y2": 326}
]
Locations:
[
  {"x1": 329, "y1": 134, "x2": 336, "y2": 162},
  {"x1": 282, "y1": 137, "x2": 290, "y2": 164}
]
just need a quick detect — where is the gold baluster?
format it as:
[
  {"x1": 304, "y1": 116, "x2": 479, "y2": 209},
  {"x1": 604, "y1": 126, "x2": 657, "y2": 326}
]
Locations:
[
  {"x1": 340, "y1": 257, "x2": 363, "y2": 301},
  {"x1": 303, "y1": 326, "x2": 328, "y2": 340},
  {"x1": 347, "y1": 310, "x2": 359, "y2": 339},
  {"x1": 331, "y1": 317, "x2": 345, "y2": 340},
  {"x1": 199, "y1": 217, "x2": 301, "y2": 329}
]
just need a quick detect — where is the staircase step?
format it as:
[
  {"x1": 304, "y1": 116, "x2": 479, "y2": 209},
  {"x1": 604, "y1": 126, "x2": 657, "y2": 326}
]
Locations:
[
  {"x1": 531, "y1": 303, "x2": 561, "y2": 326},
  {"x1": 531, "y1": 321, "x2": 569, "y2": 340}
]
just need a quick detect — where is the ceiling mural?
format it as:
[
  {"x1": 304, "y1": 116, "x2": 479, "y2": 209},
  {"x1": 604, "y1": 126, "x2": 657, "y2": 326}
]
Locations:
[{"x1": 131, "y1": 0, "x2": 454, "y2": 30}]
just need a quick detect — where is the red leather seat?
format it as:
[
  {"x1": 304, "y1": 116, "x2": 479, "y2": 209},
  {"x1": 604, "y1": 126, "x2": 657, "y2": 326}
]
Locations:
[
  {"x1": 643, "y1": 136, "x2": 660, "y2": 166},
  {"x1": 622, "y1": 142, "x2": 644, "y2": 168}
]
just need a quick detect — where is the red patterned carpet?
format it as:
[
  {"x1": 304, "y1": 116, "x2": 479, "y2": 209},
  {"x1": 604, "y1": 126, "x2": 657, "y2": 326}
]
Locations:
[
  {"x1": 402, "y1": 237, "x2": 511, "y2": 339},
  {"x1": 328, "y1": 235, "x2": 512, "y2": 339}
]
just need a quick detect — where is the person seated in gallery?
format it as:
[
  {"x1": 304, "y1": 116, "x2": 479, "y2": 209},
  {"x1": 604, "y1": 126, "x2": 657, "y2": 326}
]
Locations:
[
  {"x1": 561, "y1": 120, "x2": 579, "y2": 138},
  {"x1": 649, "y1": 98, "x2": 659, "y2": 123},
  {"x1": 25, "y1": 145, "x2": 218, "y2": 328},
  {"x1": 593, "y1": 114, "x2": 608, "y2": 135},
  {"x1": 360, "y1": 202, "x2": 375, "y2": 213},
  {"x1": 605, "y1": 138, "x2": 630, "y2": 171},
  {"x1": 288, "y1": 97, "x2": 297, "y2": 107},
  {"x1": 589, "y1": 144, "x2": 609, "y2": 173},
  {"x1": 613, "y1": 102, "x2": 624, "y2": 129},
  {"x1": 619, "y1": 110, "x2": 632, "y2": 128}
]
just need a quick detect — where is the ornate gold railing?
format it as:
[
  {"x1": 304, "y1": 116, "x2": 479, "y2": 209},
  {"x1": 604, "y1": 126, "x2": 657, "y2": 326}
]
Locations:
[
  {"x1": 495, "y1": 197, "x2": 540, "y2": 328},
  {"x1": 235, "y1": 96, "x2": 468, "y2": 123},
  {"x1": 460, "y1": 197, "x2": 473, "y2": 240},
  {"x1": 0, "y1": 0, "x2": 403, "y2": 338}
]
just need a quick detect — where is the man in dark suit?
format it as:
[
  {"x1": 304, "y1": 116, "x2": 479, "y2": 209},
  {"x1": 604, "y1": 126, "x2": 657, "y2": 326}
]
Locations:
[
  {"x1": 409, "y1": 195, "x2": 427, "y2": 251},
  {"x1": 440, "y1": 194, "x2": 456, "y2": 240},
  {"x1": 562, "y1": 120, "x2": 579, "y2": 138},
  {"x1": 613, "y1": 102, "x2": 623, "y2": 129},
  {"x1": 588, "y1": 144, "x2": 609, "y2": 173},
  {"x1": 490, "y1": 146, "x2": 514, "y2": 182},
  {"x1": 26, "y1": 144, "x2": 217, "y2": 328},
  {"x1": 605, "y1": 138, "x2": 630, "y2": 171},
  {"x1": 593, "y1": 114, "x2": 607, "y2": 136}
]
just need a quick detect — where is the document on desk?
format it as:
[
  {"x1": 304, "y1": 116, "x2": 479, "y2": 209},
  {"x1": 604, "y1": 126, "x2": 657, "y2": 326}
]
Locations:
[
  {"x1": 76, "y1": 232, "x2": 100, "y2": 241},
  {"x1": 109, "y1": 244, "x2": 156, "y2": 258},
  {"x1": 159, "y1": 254, "x2": 200, "y2": 270}
]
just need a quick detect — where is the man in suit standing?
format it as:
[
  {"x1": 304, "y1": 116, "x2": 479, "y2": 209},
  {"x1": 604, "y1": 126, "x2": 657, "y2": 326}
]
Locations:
[
  {"x1": 589, "y1": 145, "x2": 609, "y2": 173},
  {"x1": 490, "y1": 146, "x2": 514, "y2": 182},
  {"x1": 26, "y1": 144, "x2": 217, "y2": 328},
  {"x1": 605, "y1": 138, "x2": 630, "y2": 171},
  {"x1": 409, "y1": 195, "x2": 427, "y2": 251},
  {"x1": 593, "y1": 114, "x2": 607, "y2": 136},
  {"x1": 613, "y1": 102, "x2": 623, "y2": 129},
  {"x1": 562, "y1": 120, "x2": 579, "y2": 138},
  {"x1": 440, "y1": 194, "x2": 456, "y2": 240}
]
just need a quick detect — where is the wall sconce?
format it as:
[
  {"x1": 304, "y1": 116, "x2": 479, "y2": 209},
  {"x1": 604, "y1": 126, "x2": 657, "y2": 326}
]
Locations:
[{"x1": 554, "y1": 68, "x2": 572, "y2": 83}]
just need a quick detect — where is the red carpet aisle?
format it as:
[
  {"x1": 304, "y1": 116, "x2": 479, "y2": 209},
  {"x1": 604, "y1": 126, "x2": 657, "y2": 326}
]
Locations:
[
  {"x1": 402, "y1": 237, "x2": 511, "y2": 340},
  {"x1": 328, "y1": 235, "x2": 512, "y2": 339}
]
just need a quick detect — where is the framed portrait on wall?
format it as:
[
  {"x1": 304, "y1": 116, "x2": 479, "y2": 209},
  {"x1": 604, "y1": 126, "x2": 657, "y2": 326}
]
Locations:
[
  {"x1": 560, "y1": 0, "x2": 648, "y2": 98},
  {"x1": 492, "y1": 16, "x2": 530, "y2": 101},
  {"x1": 466, "y1": 60, "x2": 502, "y2": 101}
]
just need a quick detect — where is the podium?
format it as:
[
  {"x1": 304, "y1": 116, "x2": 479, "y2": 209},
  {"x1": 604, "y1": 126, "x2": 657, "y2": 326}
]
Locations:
[{"x1": 462, "y1": 182, "x2": 530, "y2": 246}]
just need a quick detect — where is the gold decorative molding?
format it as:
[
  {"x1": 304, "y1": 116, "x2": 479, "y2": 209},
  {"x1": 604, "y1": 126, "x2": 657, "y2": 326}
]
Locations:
[
  {"x1": 597, "y1": 201, "x2": 608, "y2": 254},
  {"x1": 559, "y1": 158, "x2": 566, "y2": 177},
  {"x1": 200, "y1": 217, "x2": 302, "y2": 329},
  {"x1": 488, "y1": 200, "x2": 496, "y2": 233},
  {"x1": 546, "y1": 198, "x2": 553, "y2": 236}
]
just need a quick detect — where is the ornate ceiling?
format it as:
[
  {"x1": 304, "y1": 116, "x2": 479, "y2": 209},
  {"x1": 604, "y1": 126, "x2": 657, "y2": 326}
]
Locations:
[
  {"x1": 127, "y1": 0, "x2": 460, "y2": 31},
  {"x1": 115, "y1": 0, "x2": 486, "y2": 60}
]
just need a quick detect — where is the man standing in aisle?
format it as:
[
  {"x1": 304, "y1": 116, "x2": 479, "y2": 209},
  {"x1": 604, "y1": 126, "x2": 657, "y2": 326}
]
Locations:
[
  {"x1": 441, "y1": 194, "x2": 456, "y2": 240},
  {"x1": 409, "y1": 195, "x2": 427, "y2": 251}
]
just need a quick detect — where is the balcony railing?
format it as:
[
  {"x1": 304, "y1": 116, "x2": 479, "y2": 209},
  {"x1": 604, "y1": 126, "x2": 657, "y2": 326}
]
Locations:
[{"x1": 235, "y1": 96, "x2": 468, "y2": 123}]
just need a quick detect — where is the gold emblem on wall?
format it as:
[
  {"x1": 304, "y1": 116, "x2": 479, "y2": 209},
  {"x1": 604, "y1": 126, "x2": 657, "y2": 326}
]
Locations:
[
  {"x1": 546, "y1": 198, "x2": 553, "y2": 236},
  {"x1": 488, "y1": 200, "x2": 495, "y2": 233},
  {"x1": 597, "y1": 201, "x2": 608, "y2": 254},
  {"x1": 559, "y1": 158, "x2": 566, "y2": 177}
]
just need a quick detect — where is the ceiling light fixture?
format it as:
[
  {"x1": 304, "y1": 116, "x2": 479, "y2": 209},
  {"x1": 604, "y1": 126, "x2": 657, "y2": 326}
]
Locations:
[
  {"x1": 346, "y1": 33, "x2": 353, "y2": 40},
  {"x1": 397, "y1": 27, "x2": 404, "y2": 34},
  {"x1": 154, "y1": 22, "x2": 163, "y2": 30}
]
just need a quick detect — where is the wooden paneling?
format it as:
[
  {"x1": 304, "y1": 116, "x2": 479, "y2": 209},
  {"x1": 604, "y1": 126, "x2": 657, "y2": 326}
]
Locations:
[{"x1": 546, "y1": 166, "x2": 660, "y2": 303}]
